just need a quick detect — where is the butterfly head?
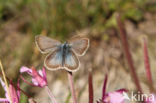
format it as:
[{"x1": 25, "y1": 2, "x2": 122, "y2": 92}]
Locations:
[{"x1": 62, "y1": 42, "x2": 71, "y2": 54}]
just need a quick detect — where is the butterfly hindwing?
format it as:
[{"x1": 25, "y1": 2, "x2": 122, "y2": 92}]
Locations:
[
  {"x1": 68, "y1": 37, "x2": 89, "y2": 56},
  {"x1": 64, "y1": 50, "x2": 79, "y2": 72},
  {"x1": 44, "y1": 49, "x2": 63, "y2": 70},
  {"x1": 35, "y1": 35, "x2": 61, "y2": 53}
]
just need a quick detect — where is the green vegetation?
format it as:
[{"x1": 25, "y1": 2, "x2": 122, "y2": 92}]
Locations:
[{"x1": 0, "y1": 0, "x2": 149, "y2": 39}]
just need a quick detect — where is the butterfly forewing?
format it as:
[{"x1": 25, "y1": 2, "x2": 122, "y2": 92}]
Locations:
[
  {"x1": 44, "y1": 49, "x2": 63, "y2": 70},
  {"x1": 68, "y1": 37, "x2": 89, "y2": 56},
  {"x1": 64, "y1": 50, "x2": 79, "y2": 72},
  {"x1": 35, "y1": 35, "x2": 61, "y2": 53}
]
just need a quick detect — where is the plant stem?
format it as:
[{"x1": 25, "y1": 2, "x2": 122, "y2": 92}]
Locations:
[
  {"x1": 67, "y1": 72, "x2": 77, "y2": 103},
  {"x1": 20, "y1": 75, "x2": 36, "y2": 87},
  {"x1": 116, "y1": 13, "x2": 143, "y2": 93},
  {"x1": 143, "y1": 38, "x2": 152, "y2": 83},
  {"x1": 143, "y1": 37, "x2": 154, "y2": 92},
  {"x1": 88, "y1": 69, "x2": 93, "y2": 103},
  {"x1": 45, "y1": 86, "x2": 58, "y2": 103},
  {"x1": 102, "y1": 74, "x2": 108, "y2": 101}
]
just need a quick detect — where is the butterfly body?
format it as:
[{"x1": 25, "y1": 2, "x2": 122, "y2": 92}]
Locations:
[
  {"x1": 35, "y1": 35, "x2": 89, "y2": 72},
  {"x1": 58, "y1": 42, "x2": 71, "y2": 66}
]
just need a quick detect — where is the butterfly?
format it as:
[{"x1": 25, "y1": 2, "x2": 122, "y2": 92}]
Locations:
[{"x1": 35, "y1": 35, "x2": 89, "y2": 72}]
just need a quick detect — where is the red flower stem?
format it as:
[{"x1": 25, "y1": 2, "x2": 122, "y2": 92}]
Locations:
[
  {"x1": 67, "y1": 72, "x2": 77, "y2": 103},
  {"x1": 16, "y1": 83, "x2": 31, "y2": 98},
  {"x1": 88, "y1": 69, "x2": 94, "y2": 103},
  {"x1": 20, "y1": 75, "x2": 36, "y2": 87},
  {"x1": 143, "y1": 38, "x2": 152, "y2": 83},
  {"x1": 45, "y1": 86, "x2": 58, "y2": 103},
  {"x1": 143, "y1": 38, "x2": 154, "y2": 91},
  {"x1": 102, "y1": 74, "x2": 108, "y2": 101},
  {"x1": 116, "y1": 13, "x2": 143, "y2": 93}
]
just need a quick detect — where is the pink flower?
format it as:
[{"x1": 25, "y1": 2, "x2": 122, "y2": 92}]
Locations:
[
  {"x1": 20, "y1": 66, "x2": 47, "y2": 88},
  {"x1": 146, "y1": 94, "x2": 156, "y2": 103},
  {"x1": 0, "y1": 78, "x2": 20, "y2": 103},
  {"x1": 20, "y1": 66, "x2": 58, "y2": 103},
  {"x1": 97, "y1": 74, "x2": 127, "y2": 103},
  {"x1": 102, "y1": 89, "x2": 127, "y2": 103}
]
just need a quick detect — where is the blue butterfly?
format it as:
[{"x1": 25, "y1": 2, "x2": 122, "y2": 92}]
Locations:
[{"x1": 35, "y1": 35, "x2": 89, "y2": 72}]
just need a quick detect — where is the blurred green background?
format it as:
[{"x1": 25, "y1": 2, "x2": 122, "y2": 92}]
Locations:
[
  {"x1": 0, "y1": 0, "x2": 151, "y2": 38},
  {"x1": 0, "y1": 0, "x2": 156, "y2": 103}
]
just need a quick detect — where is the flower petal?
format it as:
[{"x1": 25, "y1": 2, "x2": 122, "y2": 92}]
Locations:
[
  {"x1": 104, "y1": 92, "x2": 125, "y2": 103},
  {"x1": 20, "y1": 66, "x2": 32, "y2": 75},
  {"x1": 9, "y1": 84, "x2": 19, "y2": 103},
  {"x1": 146, "y1": 94, "x2": 156, "y2": 103},
  {"x1": 38, "y1": 70, "x2": 43, "y2": 77},
  {"x1": 32, "y1": 78, "x2": 39, "y2": 86},
  {"x1": 0, "y1": 98, "x2": 9, "y2": 102},
  {"x1": 32, "y1": 67, "x2": 47, "y2": 87}
]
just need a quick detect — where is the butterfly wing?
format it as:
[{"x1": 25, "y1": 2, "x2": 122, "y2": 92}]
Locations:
[
  {"x1": 35, "y1": 35, "x2": 61, "y2": 54},
  {"x1": 68, "y1": 37, "x2": 89, "y2": 56},
  {"x1": 64, "y1": 50, "x2": 79, "y2": 72},
  {"x1": 44, "y1": 48, "x2": 63, "y2": 70}
]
